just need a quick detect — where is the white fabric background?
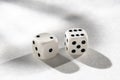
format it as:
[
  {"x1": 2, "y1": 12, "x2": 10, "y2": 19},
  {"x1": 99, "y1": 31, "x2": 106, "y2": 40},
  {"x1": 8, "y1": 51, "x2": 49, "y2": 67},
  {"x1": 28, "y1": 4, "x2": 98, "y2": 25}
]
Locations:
[{"x1": 0, "y1": 0, "x2": 120, "y2": 80}]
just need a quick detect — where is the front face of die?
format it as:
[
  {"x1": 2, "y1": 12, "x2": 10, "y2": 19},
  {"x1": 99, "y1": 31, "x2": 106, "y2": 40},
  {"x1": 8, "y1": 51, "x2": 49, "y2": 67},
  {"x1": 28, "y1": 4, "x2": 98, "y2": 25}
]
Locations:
[
  {"x1": 65, "y1": 28, "x2": 88, "y2": 55},
  {"x1": 43, "y1": 41, "x2": 58, "y2": 59},
  {"x1": 32, "y1": 33, "x2": 58, "y2": 60}
]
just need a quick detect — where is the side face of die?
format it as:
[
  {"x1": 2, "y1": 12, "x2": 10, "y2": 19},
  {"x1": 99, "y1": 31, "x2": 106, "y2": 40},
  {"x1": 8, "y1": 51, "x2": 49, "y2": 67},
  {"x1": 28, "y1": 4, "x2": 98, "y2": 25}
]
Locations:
[
  {"x1": 65, "y1": 28, "x2": 88, "y2": 55},
  {"x1": 32, "y1": 33, "x2": 59, "y2": 60}
]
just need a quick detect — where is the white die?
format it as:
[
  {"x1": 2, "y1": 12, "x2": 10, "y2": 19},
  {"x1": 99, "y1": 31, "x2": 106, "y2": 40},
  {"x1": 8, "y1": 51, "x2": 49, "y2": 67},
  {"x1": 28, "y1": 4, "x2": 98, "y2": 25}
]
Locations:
[
  {"x1": 65, "y1": 28, "x2": 88, "y2": 56},
  {"x1": 32, "y1": 33, "x2": 59, "y2": 60}
]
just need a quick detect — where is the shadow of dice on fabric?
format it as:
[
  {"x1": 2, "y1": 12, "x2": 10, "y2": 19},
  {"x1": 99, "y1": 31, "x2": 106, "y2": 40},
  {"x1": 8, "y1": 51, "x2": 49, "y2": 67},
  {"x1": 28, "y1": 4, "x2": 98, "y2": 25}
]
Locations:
[
  {"x1": 32, "y1": 33, "x2": 59, "y2": 60},
  {"x1": 64, "y1": 28, "x2": 88, "y2": 56}
]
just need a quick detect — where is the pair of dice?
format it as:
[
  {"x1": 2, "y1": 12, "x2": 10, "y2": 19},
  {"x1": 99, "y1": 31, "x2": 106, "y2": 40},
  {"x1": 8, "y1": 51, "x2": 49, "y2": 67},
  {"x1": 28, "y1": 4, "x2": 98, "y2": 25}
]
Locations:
[{"x1": 32, "y1": 28, "x2": 88, "y2": 60}]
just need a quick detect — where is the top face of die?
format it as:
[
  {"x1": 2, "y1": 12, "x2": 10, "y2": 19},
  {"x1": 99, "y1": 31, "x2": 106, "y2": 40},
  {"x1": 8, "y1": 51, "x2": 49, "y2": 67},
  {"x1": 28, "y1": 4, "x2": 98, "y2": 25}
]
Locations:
[
  {"x1": 65, "y1": 28, "x2": 88, "y2": 38},
  {"x1": 34, "y1": 33, "x2": 58, "y2": 44}
]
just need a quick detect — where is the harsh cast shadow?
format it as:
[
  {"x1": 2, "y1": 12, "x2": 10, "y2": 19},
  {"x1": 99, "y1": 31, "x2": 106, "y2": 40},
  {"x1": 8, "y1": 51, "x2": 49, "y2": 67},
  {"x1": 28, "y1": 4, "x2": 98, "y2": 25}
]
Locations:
[
  {"x1": 1, "y1": 54, "x2": 48, "y2": 75},
  {"x1": 2, "y1": 48, "x2": 80, "y2": 74},
  {"x1": 42, "y1": 48, "x2": 80, "y2": 74},
  {"x1": 73, "y1": 48, "x2": 112, "y2": 69},
  {"x1": 0, "y1": 43, "x2": 31, "y2": 64}
]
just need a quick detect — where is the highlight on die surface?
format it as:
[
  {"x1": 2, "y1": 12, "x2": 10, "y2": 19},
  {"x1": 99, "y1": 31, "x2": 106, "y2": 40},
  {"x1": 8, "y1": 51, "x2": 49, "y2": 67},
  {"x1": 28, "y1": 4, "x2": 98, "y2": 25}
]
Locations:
[
  {"x1": 64, "y1": 28, "x2": 88, "y2": 56},
  {"x1": 32, "y1": 33, "x2": 59, "y2": 60}
]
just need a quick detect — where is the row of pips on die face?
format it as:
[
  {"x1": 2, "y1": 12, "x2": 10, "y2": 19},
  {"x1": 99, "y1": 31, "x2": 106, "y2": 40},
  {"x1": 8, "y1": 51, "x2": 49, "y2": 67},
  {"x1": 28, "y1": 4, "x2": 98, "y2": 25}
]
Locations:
[{"x1": 32, "y1": 28, "x2": 88, "y2": 60}]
